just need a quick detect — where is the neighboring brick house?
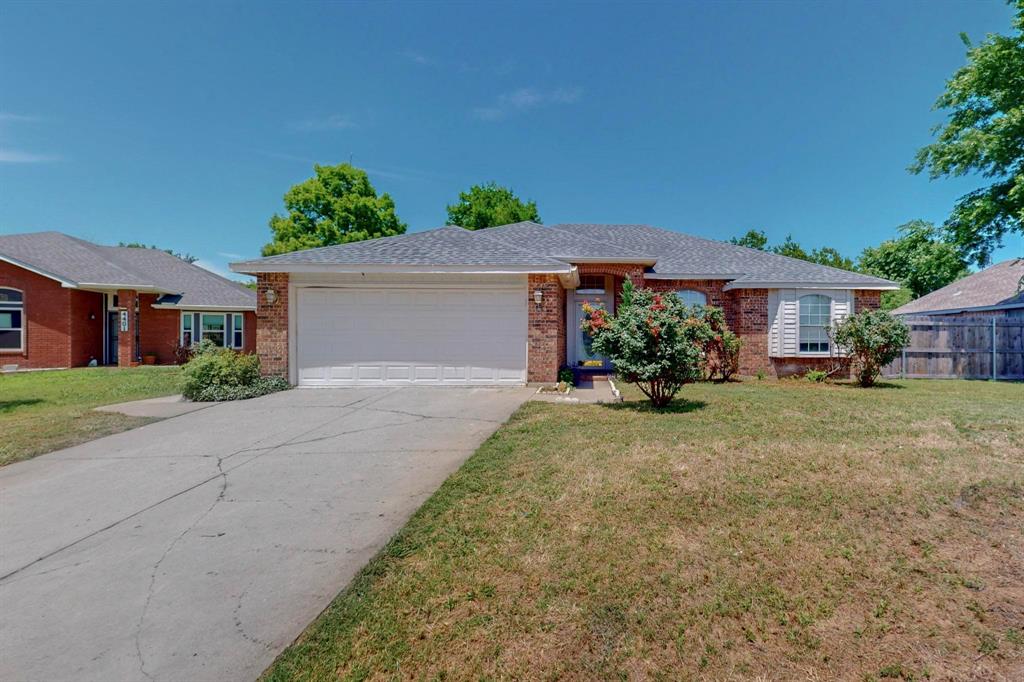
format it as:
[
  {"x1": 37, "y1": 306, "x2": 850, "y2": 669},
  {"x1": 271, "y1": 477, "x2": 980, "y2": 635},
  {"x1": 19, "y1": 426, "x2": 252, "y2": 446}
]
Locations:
[
  {"x1": 231, "y1": 222, "x2": 896, "y2": 386},
  {"x1": 892, "y1": 258, "x2": 1024, "y2": 318},
  {"x1": 0, "y1": 231, "x2": 256, "y2": 370}
]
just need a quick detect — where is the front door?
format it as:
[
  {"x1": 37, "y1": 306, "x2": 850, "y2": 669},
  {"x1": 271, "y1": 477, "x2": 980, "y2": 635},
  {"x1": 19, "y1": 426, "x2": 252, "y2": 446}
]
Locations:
[
  {"x1": 107, "y1": 311, "x2": 119, "y2": 365},
  {"x1": 573, "y1": 296, "x2": 611, "y2": 369}
]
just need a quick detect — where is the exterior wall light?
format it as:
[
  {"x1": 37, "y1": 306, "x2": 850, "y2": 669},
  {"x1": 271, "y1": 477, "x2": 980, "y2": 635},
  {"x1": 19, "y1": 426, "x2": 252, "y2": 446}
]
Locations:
[
  {"x1": 533, "y1": 289, "x2": 543, "y2": 304},
  {"x1": 265, "y1": 288, "x2": 277, "y2": 305}
]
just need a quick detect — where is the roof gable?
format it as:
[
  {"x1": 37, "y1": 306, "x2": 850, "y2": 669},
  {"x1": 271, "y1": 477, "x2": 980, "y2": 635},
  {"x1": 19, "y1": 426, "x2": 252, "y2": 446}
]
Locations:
[
  {"x1": 230, "y1": 221, "x2": 898, "y2": 289},
  {"x1": 0, "y1": 231, "x2": 255, "y2": 309},
  {"x1": 892, "y1": 259, "x2": 1024, "y2": 315}
]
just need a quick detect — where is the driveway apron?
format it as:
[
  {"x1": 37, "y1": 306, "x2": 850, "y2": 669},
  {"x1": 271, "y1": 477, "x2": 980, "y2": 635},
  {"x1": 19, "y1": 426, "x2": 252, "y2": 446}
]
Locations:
[{"x1": 0, "y1": 386, "x2": 532, "y2": 682}]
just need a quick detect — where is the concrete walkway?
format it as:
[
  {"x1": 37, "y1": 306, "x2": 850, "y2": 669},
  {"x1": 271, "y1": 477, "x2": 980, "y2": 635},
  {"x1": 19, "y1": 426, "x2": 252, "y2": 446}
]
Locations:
[
  {"x1": 531, "y1": 378, "x2": 621, "y2": 404},
  {"x1": 0, "y1": 386, "x2": 532, "y2": 682},
  {"x1": 94, "y1": 394, "x2": 211, "y2": 418}
]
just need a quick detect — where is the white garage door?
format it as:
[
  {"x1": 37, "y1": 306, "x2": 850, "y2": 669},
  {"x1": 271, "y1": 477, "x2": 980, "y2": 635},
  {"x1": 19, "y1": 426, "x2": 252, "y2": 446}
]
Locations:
[{"x1": 295, "y1": 286, "x2": 528, "y2": 386}]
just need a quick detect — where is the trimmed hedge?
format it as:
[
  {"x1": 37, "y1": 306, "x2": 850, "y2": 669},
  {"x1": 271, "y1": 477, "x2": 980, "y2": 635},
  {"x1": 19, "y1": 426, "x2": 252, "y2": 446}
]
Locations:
[{"x1": 181, "y1": 340, "x2": 289, "y2": 402}]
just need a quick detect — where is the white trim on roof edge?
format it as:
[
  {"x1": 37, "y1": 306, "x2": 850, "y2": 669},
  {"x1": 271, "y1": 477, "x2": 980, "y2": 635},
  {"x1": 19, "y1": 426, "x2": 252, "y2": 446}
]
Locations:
[
  {"x1": 644, "y1": 273, "x2": 738, "y2": 280},
  {"x1": 0, "y1": 254, "x2": 78, "y2": 287},
  {"x1": 723, "y1": 280, "x2": 899, "y2": 291},
  {"x1": 229, "y1": 263, "x2": 574, "y2": 275},
  {"x1": 151, "y1": 303, "x2": 257, "y2": 312},
  {"x1": 894, "y1": 301, "x2": 1024, "y2": 316},
  {"x1": 559, "y1": 257, "x2": 657, "y2": 265}
]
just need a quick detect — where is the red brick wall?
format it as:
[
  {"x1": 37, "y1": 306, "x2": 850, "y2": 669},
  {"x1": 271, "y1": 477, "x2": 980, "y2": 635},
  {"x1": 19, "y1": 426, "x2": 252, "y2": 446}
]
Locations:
[
  {"x1": 116, "y1": 289, "x2": 139, "y2": 367},
  {"x1": 576, "y1": 263, "x2": 645, "y2": 307},
  {"x1": 137, "y1": 294, "x2": 182, "y2": 364},
  {"x1": 68, "y1": 289, "x2": 104, "y2": 366},
  {"x1": 243, "y1": 311, "x2": 257, "y2": 354},
  {"x1": 527, "y1": 274, "x2": 565, "y2": 382},
  {"x1": 855, "y1": 290, "x2": 882, "y2": 312},
  {"x1": 0, "y1": 260, "x2": 73, "y2": 369},
  {"x1": 256, "y1": 273, "x2": 289, "y2": 378}
]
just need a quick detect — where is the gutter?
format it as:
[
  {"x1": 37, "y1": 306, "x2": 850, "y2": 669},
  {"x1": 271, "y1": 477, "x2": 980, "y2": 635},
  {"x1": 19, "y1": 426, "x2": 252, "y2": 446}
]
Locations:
[
  {"x1": 229, "y1": 262, "x2": 574, "y2": 275},
  {"x1": 722, "y1": 280, "x2": 900, "y2": 291}
]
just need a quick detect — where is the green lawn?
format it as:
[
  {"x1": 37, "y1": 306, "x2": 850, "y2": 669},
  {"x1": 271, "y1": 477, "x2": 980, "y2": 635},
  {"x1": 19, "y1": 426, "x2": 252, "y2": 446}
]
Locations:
[
  {"x1": 264, "y1": 379, "x2": 1023, "y2": 681},
  {"x1": 0, "y1": 367, "x2": 182, "y2": 466}
]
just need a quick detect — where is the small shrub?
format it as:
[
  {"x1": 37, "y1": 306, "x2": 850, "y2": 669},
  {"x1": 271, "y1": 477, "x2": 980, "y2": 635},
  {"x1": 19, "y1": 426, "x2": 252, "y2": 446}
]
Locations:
[
  {"x1": 756, "y1": 369, "x2": 766, "y2": 381},
  {"x1": 831, "y1": 310, "x2": 910, "y2": 387},
  {"x1": 181, "y1": 342, "x2": 288, "y2": 401},
  {"x1": 557, "y1": 367, "x2": 575, "y2": 386},
  {"x1": 805, "y1": 369, "x2": 828, "y2": 383},
  {"x1": 582, "y1": 279, "x2": 713, "y2": 407},
  {"x1": 697, "y1": 306, "x2": 742, "y2": 382}
]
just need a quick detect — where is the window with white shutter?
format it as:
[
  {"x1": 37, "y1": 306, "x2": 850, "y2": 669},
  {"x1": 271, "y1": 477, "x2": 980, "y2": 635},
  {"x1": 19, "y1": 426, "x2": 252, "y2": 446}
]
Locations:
[{"x1": 768, "y1": 289, "x2": 854, "y2": 358}]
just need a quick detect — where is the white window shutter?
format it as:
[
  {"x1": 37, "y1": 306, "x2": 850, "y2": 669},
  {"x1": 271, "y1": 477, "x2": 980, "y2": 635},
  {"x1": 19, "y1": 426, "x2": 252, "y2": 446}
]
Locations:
[
  {"x1": 768, "y1": 290, "x2": 781, "y2": 356},
  {"x1": 781, "y1": 289, "x2": 798, "y2": 356}
]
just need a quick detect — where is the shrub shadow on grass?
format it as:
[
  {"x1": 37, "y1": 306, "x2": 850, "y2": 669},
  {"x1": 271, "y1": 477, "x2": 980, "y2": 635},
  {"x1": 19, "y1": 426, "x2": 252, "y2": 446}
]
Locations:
[
  {"x1": 603, "y1": 398, "x2": 708, "y2": 414},
  {"x1": 0, "y1": 398, "x2": 44, "y2": 413},
  {"x1": 835, "y1": 381, "x2": 906, "y2": 390}
]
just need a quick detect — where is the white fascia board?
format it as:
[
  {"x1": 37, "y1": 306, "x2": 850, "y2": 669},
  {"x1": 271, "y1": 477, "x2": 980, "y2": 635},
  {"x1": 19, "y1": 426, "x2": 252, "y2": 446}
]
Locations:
[
  {"x1": 230, "y1": 262, "x2": 573, "y2": 275},
  {"x1": 723, "y1": 281, "x2": 899, "y2": 291},
  {"x1": 644, "y1": 273, "x2": 739, "y2": 281},
  {"x1": 0, "y1": 254, "x2": 79, "y2": 287},
  {"x1": 76, "y1": 283, "x2": 176, "y2": 294},
  {"x1": 151, "y1": 303, "x2": 257, "y2": 311},
  {"x1": 559, "y1": 257, "x2": 657, "y2": 265},
  {"x1": 894, "y1": 301, "x2": 1024, "y2": 316}
]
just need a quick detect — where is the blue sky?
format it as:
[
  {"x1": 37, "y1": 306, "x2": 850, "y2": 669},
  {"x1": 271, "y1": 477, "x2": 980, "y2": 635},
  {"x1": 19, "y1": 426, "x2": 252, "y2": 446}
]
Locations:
[{"x1": 1, "y1": 0, "x2": 1021, "y2": 281}]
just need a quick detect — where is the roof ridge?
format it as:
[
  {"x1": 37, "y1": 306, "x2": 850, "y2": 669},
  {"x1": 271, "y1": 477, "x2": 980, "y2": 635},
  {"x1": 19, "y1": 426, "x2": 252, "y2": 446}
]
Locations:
[
  {"x1": 468, "y1": 227, "x2": 573, "y2": 264},
  {"x1": 55, "y1": 233, "x2": 154, "y2": 285}
]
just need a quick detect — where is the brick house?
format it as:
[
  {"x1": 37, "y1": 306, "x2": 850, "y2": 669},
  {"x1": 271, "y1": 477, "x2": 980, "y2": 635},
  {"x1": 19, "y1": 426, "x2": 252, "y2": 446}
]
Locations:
[
  {"x1": 0, "y1": 231, "x2": 256, "y2": 370},
  {"x1": 230, "y1": 222, "x2": 896, "y2": 386},
  {"x1": 892, "y1": 258, "x2": 1024, "y2": 318}
]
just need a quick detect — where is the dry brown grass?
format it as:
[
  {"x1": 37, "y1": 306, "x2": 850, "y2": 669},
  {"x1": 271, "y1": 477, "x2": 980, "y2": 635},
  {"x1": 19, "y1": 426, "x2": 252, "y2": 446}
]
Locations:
[{"x1": 265, "y1": 379, "x2": 1024, "y2": 681}]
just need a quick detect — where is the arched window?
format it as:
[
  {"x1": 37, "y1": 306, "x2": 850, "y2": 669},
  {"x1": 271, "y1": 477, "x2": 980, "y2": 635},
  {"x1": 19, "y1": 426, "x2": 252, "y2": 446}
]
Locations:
[
  {"x1": 0, "y1": 288, "x2": 24, "y2": 352},
  {"x1": 799, "y1": 294, "x2": 831, "y2": 353},
  {"x1": 675, "y1": 289, "x2": 707, "y2": 306}
]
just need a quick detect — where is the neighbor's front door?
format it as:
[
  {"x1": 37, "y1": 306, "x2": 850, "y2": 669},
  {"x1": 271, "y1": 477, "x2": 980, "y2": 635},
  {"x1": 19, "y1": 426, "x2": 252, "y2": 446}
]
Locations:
[
  {"x1": 107, "y1": 311, "x2": 119, "y2": 365},
  {"x1": 573, "y1": 296, "x2": 610, "y2": 369}
]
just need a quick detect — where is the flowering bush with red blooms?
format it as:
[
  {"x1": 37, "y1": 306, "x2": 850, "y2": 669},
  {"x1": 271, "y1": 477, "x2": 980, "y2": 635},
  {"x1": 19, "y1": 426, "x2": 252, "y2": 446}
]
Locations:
[
  {"x1": 582, "y1": 279, "x2": 716, "y2": 407},
  {"x1": 697, "y1": 305, "x2": 742, "y2": 381}
]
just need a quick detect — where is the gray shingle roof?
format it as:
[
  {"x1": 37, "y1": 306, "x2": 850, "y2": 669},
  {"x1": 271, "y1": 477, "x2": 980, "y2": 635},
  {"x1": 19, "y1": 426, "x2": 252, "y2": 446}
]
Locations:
[
  {"x1": 0, "y1": 231, "x2": 256, "y2": 309},
  {"x1": 232, "y1": 222, "x2": 896, "y2": 288},
  {"x1": 892, "y1": 259, "x2": 1024, "y2": 315},
  {"x1": 551, "y1": 223, "x2": 895, "y2": 286},
  {"x1": 233, "y1": 226, "x2": 570, "y2": 269}
]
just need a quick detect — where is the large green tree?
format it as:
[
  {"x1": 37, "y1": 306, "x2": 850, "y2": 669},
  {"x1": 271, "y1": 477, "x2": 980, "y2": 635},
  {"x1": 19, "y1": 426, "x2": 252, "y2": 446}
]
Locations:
[
  {"x1": 445, "y1": 182, "x2": 540, "y2": 230},
  {"x1": 728, "y1": 230, "x2": 856, "y2": 270},
  {"x1": 119, "y1": 242, "x2": 197, "y2": 263},
  {"x1": 262, "y1": 163, "x2": 406, "y2": 256},
  {"x1": 729, "y1": 229, "x2": 769, "y2": 250},
  {"x1": 858, "y1": 220, "x2": 968, "y2": 308},
  {"x1": 911, "y1": 2, "x2": 1024, "y2": 266}
]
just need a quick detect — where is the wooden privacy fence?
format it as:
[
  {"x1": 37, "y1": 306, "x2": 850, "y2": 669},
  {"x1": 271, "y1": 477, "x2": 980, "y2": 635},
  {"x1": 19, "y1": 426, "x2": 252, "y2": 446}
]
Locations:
[{"x1": 883, "y1": 315, "x2": 1024, "y2": 380}]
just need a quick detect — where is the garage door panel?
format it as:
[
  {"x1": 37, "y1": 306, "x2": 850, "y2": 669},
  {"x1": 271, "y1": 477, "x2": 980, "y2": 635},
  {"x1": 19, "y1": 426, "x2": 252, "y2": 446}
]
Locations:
[{"x1": 296, "y1": 286, "x2": 527, "y2": 386}]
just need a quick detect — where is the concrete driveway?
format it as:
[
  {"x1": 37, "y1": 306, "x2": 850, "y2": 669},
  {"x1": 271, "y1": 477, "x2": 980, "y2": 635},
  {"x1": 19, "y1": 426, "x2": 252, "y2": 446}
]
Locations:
[{"x1": 0, "y1": 386, "x2": 532, "y2": 682}]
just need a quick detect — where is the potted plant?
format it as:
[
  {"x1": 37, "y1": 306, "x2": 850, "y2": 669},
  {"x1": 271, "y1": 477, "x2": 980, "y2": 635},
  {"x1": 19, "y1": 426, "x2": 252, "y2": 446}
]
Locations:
[{"x1": 142, "y1": 353, "x2": 157, "y2": 365}]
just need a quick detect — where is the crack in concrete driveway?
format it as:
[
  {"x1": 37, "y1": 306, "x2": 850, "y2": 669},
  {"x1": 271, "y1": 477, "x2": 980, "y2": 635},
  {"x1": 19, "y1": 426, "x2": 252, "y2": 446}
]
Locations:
[{"x1": 0, "y1": 386, "x2": 531, "y2": 682}]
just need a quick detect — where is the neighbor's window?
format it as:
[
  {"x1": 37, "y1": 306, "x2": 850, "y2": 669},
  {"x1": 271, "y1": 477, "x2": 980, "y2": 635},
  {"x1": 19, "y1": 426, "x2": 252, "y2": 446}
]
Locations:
[
  {"x1": 201, "y1": 314, "x2": 226, "y2": 346},
  {"x1": 182, "y1": 312, "x2": 243, "y2": 348},
  {"x1": 181, "y1": 314, "x2": 193, "y2": 346},
  {"x1": 799, "y1": 294, "x2": 832, "y2": 353},
  {"x1": 229, "y1": 313, "x2": 243, "y2": 348},
  {"x1": 0, "y1": 288, "x2": 24, "y2": 351},
  {"x1": 675, "y1": 289, "x2": 707, "y2": 306}
]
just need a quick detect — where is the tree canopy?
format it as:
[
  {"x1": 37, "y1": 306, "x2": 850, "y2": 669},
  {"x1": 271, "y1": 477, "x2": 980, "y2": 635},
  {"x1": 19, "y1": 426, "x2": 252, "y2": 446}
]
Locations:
[
  {"x1": 445, "y1": 182, "x2": 540, "y2": 230},
  {"x1": 910, "y1": 1, "x2": 1024, "y2": 266},
  {"x1": 729, "y1": 229, "x2": 769, "y2": 250},
  {"x1": 262, "y1": 163, "x2": 406, "y2": 256},
  {"x1": 857, "y1": 220, "x2": 968, "y2": 301},
  {"x1": 728, "y1": 230, "x2": 856, "y2": 271},
  {"x1": 119, "y1": 242, "x2": 197, "y2": 264}
]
